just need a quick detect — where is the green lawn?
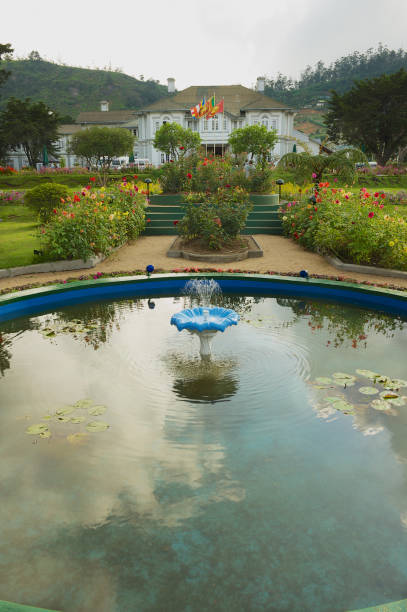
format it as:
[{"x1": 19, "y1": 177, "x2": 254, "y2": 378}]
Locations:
[{"x1": 0, "y1": 204, "x2": 43, "y2": 269}]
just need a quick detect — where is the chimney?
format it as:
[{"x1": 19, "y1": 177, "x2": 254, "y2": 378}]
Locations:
[
  {"x1": 256, "y1": 77, "x2": 265, "y2": 93},
  {"x1": 100, "y1": 100, "x2": 109, "y2": 112},
  {"x1": 167, "y1": 78, "x2": 175, "y2": 94}
]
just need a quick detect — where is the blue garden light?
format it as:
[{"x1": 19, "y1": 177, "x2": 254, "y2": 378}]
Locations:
[
  {"x1": 146, "y1": 264, "x2": 155, "y2": 277},
  {"x1": 299, "y1": 270, "x2": 309, "y2": 280}
]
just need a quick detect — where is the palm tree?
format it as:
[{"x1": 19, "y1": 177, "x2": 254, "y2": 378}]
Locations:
[{"x1": 278, "y1": 147, "x2": 367, "y2": 184}]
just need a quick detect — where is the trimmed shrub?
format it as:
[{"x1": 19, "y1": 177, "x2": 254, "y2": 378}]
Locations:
[{"x1": 24, "y1": 183, "x2": 70, "y2": 223}]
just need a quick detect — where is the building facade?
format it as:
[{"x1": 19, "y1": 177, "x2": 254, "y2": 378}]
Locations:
[{"x1": 135, "y1": 78, "x2": 297, "y2": 166}]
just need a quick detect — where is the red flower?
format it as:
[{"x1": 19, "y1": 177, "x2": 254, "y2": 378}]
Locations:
[
  {"x1": 173, "y1": 220, "x2": 179, "y2": 226},
  {"x1": 179, "y1": 146, "x2": 185, "y2": 150},
  {"x1": 225, "y1": 184, "x2": 231, "y2": 188},
  {"x1": 374, "y1": 192, "x2": 379, "y2": 197},
  {"x1": 90, "y1": 177, "x2": 96, "y2": 182},
  {"x1": 187, "y1": 173, "x2": 192, "y2": 179},
  {"x1": 368, "y1": 211, "x2": 374, "y2": 218},
  {"x1": 86, "y1": 185, "x2": 91, "y2": 190},
  {"x1": 170, "y1": 160, "x2": 174, "y2": 163},
  {"x1": 294, "y1": 232, "x2": 299, "y2": 239},
  {"x1": 381, "y1": 193, "x2": 386, "y2": 198},
  {"x1": 74, "y1": 194, "x2": 81, "y2": 202},
  {"x1": 133, "y1": 175, "x2": 138, "y2": 179},
  {"x1": 147, "y1": 218, "x2": 151, "y2": 223},
  {"x1": 53, "y1": 208, "x2": 57, "y2": 214}
]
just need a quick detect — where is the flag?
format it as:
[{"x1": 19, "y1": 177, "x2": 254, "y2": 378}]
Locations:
[
  {"x1": 198, "y1": 96, "x2": 207, "y2": 117},
  {"x1": 206, "y1": 98, "x2": 224, "y2": 118},
  {"x1": 204, "y1": 95, "x2": 216, "y2": 118},
  {"x1": 190, "y1": 103, "x2": 200, "y2": 118}
]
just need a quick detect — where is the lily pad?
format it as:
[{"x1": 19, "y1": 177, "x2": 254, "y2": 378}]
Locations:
[
  {"x1": 71, "y1": 416, "x2": 86, "y2": 424},
  {"x1": 314, "y1": 377, "x2": 333, "y2": 385},
  {"x1": 67, "y1": 432, "x2": 89, "y2": 445},
  {"x1": 333, "y1": 372, "x2": 356, "y2": 381},
  {"x1": 383, "y1": 379, "x2": 407, "y2": 390},
  {"x1": 26, "y1": 424, "x2": 49, "y2": 435},
  {"x1": 358, "y1": 386, "x2": 379, "y2": 395},
  {"x1": 380, "y1": 391, "x2": 399, "y2": 400},
  {"x1": 330, "y1": 400, "x2": 355, "y2": 414},
  {"x1": 325, "y1": 396, "x2": 345, "y2": 404},
  {"x1": 388, "y1": 396, "x2": 406, "y2": 407},
  {"x1": 88, "y1": 405, "x2": 107, "y2": 416},
  {"x1": 334, "y1": 379, "x2": 355, "y2": 387},
  {"x1": 356, "y1": 369, "x2": 380, "y2": 380},
  {"x1": 56, "y1": 406, "x2": 77, "y2": 416},
  {"x1": 371, "y1": 399, "x2": 392, "y2": 411},
  {"x1": 41, "y1": 415, "x2": 53, "y2": 421},
  {"x1": 75, "y1": 399, "x2": 94, "y2": 408},
  {"x1": 56, "y1": 416, "x2": 70, "y2": 423},
  {"x1": 39, "y1": 430, "x2": 52, "y2": 439},
  {"x1": 86, "y1": 421, "x2": 109, "y2": 433}
]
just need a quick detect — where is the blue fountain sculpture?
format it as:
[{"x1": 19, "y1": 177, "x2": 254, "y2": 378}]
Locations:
[{"x1": 171, "y1": 306, "x2": 240, "y2": 357}]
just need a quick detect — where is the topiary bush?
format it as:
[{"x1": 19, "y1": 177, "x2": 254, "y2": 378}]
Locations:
[{"x1": 24, "y1": 182, "x2": 70, "y2": 223}]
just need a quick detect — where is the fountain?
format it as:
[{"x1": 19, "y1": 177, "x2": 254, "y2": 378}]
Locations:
[{"x1": 170, "y1": 279, "x2": 240, "y2": 357}]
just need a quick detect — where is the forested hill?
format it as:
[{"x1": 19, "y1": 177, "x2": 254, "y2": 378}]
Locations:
[
  {"x1": 264, "y1": 45, "x2": 407, "y2": 108},
  {"x1": 0, "y1": 57, "x2": 169, "y2": 119}
]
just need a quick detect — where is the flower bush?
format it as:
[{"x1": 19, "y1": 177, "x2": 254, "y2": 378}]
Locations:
[
  {"x1": 159, "y1": 153, "x2": 276, "y2": 194},
  {"x1": 0, "y1": 190, "x2": 24, "y2": 203},
  {"x1": 42, "y1": 181, "x2": 146, "y2": 261},
  {"x1": 178, "y1": 186, "x2": 252, "y2": 250},
  {"x1": 0, "y1": 166, "x2": 17, "y2": 175},
  {"x1": 280, "y1": 184, "x2": 407, "y2": 270}
]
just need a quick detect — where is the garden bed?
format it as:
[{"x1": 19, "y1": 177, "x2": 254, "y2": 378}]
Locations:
[{"x1": 167, "y1": 236, "x2": 263, "y2": 262}]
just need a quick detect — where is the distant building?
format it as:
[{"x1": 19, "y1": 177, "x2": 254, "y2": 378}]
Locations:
[{"x1": 135, "y1": 77, "x2": 296, "y2": 166}]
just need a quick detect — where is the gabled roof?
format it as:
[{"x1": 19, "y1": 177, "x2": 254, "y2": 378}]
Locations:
[
  {"x1": 58, "y1": 124, "x2": 83, "y2": 135},
  {"x1": 139, "y1": 85, "x2": 292, "y2": 117},
  {"x1": 76, "y1": 110, "x2": 138, "y2": 125}
]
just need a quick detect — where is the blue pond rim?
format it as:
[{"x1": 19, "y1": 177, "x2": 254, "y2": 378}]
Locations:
[{"x1": 1, "y1": 273, "x2": 407, "y2": 322}]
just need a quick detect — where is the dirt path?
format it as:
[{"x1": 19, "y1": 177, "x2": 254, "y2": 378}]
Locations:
[{"x1": 1, "y1": 235, "x2": 407, "y2": 292}]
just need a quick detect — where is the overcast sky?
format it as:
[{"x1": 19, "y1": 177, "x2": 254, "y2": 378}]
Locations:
[{"x1": 2, "y1": 0, "x2": 407, "y2": 90}]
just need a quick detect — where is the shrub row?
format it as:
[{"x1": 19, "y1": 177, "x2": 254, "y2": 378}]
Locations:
[{"x1": 280, "y1": 185, "x2": 407, "y2": 270}]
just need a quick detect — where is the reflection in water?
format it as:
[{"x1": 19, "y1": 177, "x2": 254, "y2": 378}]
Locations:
[
  {"x1": 165, "y1": 353, "x2": 239, "y2": 403},
  {"x1": 2, "y1": 295, "x2": 407, "y2": 611},
  {"x1": 276, "y1": 297, "x2": 405, "y2": 348}
]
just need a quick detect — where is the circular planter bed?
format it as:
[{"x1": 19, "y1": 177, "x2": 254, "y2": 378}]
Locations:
[{"x1": 167, "y1": 236, "x2": 263, "y2": 262}]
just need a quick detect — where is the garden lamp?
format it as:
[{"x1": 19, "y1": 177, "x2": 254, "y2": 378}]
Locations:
[
  {"x1": 276, "y1": 179, "x2": 284, "y2": 203},
  {"x1": 144, "y1": 178, "x2": 152, "y2": 204}
]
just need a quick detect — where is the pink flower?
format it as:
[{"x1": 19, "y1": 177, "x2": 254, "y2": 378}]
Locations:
[
  {"x1": 379, "y1": 204, "x2": 384, "y2": 209},
  {"x1": 368, "y1": 211, "x2": 374, "y2": 218},
  {"x1": 334, "y1": 178, "x2": 338, "y2": 182},
  {"x1": 312, "y1": 173, "x2": 317, "y2": 179}
]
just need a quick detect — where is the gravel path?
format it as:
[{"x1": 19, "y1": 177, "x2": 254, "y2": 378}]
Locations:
[{"x1": 1, "y1": 235, "x2": 407, "y2": 292}]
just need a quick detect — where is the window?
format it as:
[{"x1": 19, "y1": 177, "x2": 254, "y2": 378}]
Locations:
[
  {"x1": 270, "y1": 119, "x2": 278, "y2": 131},
  {"x1": 262, "y1": 116, "x2": 268, "y2": 129},
  {"x1": 133, "y1": 128, "x2": 138, "y2": 136},
  {"x1": 211, "y1": 117, "x2": 219, "y2": 131},
  {"x1": 187, "y1": 119, "x2": 197, "y2": 132},
  {"x1": 155, "y1": 121, "x2": 160, "y2": 133},
  {"x1": 202, "y1": 119, "x2": 208, "y2": 131},
  {"x1": 161, "y1": 153, "x2": 165, "y2": 164},
  {"x1": 223, "y1": 118, "x2": 227, "y2": 130}
]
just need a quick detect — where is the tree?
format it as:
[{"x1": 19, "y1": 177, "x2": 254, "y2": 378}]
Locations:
[
  {"x1": 153, "y1": 123, "x2": 200, "y2": 160},
  {"x1": 0, "y1": 97, "x2": 60, "y2": 167},
  {"x1": 325, "y1": 69, "x2": 407, "y2": 165},
  {"x1": 0, "y1": 43, "x2": 13, "y2": 90},
  {"x1": 228, "y1": 124, "x2": 278, "y2": 170},
  {"x1": 70, "y1": 126, "x2": 134, "y2": 181},
  {"x1": 278, "y1": 148, "x2": 367, "y2": 183}
]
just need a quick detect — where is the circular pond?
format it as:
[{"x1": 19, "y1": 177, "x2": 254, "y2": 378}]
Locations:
[{"x1": 1, "y1": 289, "x2": 407, "y2": 611}]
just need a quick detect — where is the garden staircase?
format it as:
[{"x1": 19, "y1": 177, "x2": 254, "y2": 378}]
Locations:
[{"x1": 143, "y1": 195, "x2": 283, "y2": 236}]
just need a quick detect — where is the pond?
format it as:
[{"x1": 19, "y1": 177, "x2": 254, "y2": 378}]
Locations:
[{"x1": 1, "y1": 293, "x2": 407, "y2": 611}]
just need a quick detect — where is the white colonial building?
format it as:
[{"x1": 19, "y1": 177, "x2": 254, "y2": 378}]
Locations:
[
  {"x1": 5, "y1": 79, "x2": 322, "y2": 169},
  {"x1": 134, "y1": 77, "x2": 298, "y2": 166}
]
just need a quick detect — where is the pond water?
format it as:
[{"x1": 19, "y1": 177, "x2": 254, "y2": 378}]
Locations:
[{"x1": 1, "y1": 294, "x2": 407, "y2": 612}]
